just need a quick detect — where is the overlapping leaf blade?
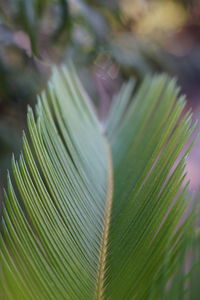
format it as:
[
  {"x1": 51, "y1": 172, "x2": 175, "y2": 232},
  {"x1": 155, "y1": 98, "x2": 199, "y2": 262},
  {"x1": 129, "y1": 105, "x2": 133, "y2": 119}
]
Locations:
[{"x1": 106, "y1": 75, "x2": 194, "y2": 299}]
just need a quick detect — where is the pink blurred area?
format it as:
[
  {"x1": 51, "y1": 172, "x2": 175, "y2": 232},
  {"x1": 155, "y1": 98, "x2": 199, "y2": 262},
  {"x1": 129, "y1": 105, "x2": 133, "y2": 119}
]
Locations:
[
  {"x1": 186, "y1": 103, "x2": 200, "y2": 191},
  {"x1": 187, "y1": 147, "x2": 200, "y2": 191}
]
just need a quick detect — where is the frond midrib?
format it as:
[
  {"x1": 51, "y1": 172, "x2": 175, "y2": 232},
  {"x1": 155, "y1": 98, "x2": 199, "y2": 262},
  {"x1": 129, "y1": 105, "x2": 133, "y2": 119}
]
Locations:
[{"x1": 95, "y1": 136, "x2": 113, "y2": 300}]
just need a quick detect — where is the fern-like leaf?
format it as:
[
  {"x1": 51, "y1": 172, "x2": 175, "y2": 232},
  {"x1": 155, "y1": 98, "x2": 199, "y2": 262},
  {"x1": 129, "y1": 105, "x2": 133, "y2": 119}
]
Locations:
[{"x1": 0, "y1": 64, "x2": 198, "y2": 300}]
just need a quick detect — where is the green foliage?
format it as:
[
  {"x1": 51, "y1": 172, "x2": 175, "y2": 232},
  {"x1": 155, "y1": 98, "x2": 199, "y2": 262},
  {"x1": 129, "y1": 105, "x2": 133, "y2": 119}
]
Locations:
[{"x1": 0, "y1": 64, "x2": 199, "y2": 299}]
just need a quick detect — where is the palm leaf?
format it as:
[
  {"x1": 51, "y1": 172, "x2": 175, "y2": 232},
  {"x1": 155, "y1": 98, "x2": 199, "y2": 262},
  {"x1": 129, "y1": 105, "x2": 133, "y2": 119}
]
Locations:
[{"x1": 0, "y1": 64, "x2": 198, "y2": 300}]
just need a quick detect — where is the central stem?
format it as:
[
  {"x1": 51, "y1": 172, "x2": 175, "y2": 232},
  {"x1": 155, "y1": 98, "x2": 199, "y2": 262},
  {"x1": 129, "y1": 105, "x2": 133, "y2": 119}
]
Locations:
[{"x1": 96, "y1": 138, "x2": 113, "y2": 300}]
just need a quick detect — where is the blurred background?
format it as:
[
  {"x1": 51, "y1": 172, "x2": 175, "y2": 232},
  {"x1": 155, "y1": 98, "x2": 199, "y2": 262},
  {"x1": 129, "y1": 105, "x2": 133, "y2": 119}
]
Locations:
[{"x1": 0, "y1": 0, "x2": 200, "y2": 200}]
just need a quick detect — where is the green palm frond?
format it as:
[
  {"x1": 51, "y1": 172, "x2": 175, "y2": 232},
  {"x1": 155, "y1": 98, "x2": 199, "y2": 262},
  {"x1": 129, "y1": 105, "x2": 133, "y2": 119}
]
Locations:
[{"x1": 0, "y1": 63, "x2": 199, "y2": 300}]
